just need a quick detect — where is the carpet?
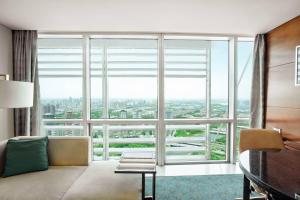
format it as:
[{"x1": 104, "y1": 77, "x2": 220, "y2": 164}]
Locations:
[{"x1": 146, "y1": 174, "x2": 244, "y2": 200}]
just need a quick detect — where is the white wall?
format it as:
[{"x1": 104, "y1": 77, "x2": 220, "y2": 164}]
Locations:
[
  {"x1": 1, "y1": 0, "x2": 300, "y2": 35},
  {"x1": 0, "y1": 24, "x2": 13, "y2": 140}
]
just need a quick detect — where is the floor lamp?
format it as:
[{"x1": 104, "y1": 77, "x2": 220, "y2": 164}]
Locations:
[{"x1": 0, "y1": 74, "x2": 34, "y2": 135}]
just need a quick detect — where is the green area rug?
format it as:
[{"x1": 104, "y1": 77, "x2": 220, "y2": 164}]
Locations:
[{"x1": 146, "y1": 174, "x2": 243, "y2": 200}]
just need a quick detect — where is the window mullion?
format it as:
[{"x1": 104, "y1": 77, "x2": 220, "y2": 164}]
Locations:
[
  {"x1": 102, "y1": 45, "x2": 109, "y2": 160},
  {"x1": 103, "y1": 46, "x2": 109, "y2": 118},
  {"x1": 205, "y1": 44, "x2": 212, "y2": 160},
  {"x1": 83, "y1": 34, "x2": 90, "y2": 136},
  {"x1": 157, "y1": 34, "x2": 165, "y2": 166},
  {"x1": 229, "y1": 37, "x2": 238, "y2": 163}
]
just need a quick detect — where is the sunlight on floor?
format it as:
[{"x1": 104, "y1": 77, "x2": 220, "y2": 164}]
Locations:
[{"x1": 157, "y1": 164, "x2": 242, "y2": 176}]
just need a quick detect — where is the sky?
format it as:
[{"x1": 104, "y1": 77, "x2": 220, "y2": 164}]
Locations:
[{"x1": 39, "y1": 40, "x2": 253, "y2": 101}]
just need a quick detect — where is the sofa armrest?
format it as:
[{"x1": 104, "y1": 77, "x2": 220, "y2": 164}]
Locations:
[{"x1": 48, "y1": 136, "x2": 90, "y2": 166}]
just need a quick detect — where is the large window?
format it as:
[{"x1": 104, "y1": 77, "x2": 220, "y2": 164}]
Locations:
[{"x1": 38, "y1": 35, "x2": 253, "y2": 165}]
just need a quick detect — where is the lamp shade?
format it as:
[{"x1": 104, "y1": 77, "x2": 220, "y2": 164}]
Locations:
[{"x1": 0, "y1": 80, "x2": 34, "y2": 108}]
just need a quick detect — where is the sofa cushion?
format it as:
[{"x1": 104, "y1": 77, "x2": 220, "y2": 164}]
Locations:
[
  {"x1": 62, "y1": 161, "x2": 141, "y2": 200},
  {"x1": 3, "y1": 137, "x2": 49, "y2": 177},
  {"x1": 0, "y1": 166, "x2": 87, "y2": 200}
]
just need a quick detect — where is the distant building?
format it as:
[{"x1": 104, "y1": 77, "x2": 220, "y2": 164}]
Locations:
[
  {"x1": 43, "y1": 113, "x2": 54, "y2": 119},
  {"x1": 43, "y1": 105, "x2": 49, "y2": 114},
  {"x1": 166, "y1": 111, "x2": 173, "y2": 119},
  {"x1": 135, "y1": 110, "x2": 142, "y2": 119},
  {"x1": 43, "y1": 104, "x2": 56, "y2": 115},
  {"x1": 65, "y1": 111, "x2": 75, "y2": 119},
  {"x1": 120, "y1": 110, "x2": 127, "y2": 119},
  {"x1": 49, "y1": 105, "x2": 56, "y2": 114}
]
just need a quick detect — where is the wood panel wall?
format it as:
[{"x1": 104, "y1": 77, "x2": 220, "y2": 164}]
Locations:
[{"x1": 265, "y1": 15, "x2": 300, "y2": 141}]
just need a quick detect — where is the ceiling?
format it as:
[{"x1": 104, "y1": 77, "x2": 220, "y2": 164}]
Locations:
[{"x1": 0, "y1": 0, "x2": 299, "y2": 35}]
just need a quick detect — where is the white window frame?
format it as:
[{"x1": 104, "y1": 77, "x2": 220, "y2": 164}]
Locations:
[{"x1": 38, "y1": 33, "x2": 254, "y2": 166}]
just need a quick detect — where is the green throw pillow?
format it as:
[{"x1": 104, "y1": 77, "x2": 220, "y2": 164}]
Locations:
[{"x1": 3, "y1": 137, "x2": 49, "y2": 177}]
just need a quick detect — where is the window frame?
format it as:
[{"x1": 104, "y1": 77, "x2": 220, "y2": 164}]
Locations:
[{"x1": 38, "y1": 33, "x2": 254, "y2": 166}]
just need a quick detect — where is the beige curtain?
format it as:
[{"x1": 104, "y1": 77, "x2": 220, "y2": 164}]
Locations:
[
  {"x1": 250, "y1": 34, "x2": 266, "y2": 128},
  {"x1": 13, "y1": 30, "x2": 40, "y2": 136}
]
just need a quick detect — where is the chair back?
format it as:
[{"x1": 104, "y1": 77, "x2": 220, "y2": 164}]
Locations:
[{"x1": 239, "y1": 128, "x2": 284, "y2": 153}]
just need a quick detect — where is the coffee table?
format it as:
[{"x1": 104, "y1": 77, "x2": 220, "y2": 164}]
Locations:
[{"x1": 115, "y1": 152, "x2": 156, "y2": 200}]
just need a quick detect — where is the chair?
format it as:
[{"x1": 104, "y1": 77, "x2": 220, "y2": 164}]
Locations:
[{"x1": 236, "y1": 128, "x2": 284, "y2": 200}]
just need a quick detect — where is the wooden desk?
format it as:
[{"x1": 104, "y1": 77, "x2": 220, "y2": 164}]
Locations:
[{"x1": 239, "y1": 150, "x2": 300, "y2": 200}]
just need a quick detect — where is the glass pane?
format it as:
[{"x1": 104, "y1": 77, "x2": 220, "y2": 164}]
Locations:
[
  {"x1": 236, "y1": 39, "x2": 254, "y2": 160},
  {"x1": 165, "y1": 78, "x2": 206, "y2": 118},
  {"x1": 210, "y1": 41, "x2": 229, "y2": 118},
  {"x1": 164, "y1": 39, "x2": 229, "y2": 119},
  {"x1": 164, "y1": 39, "x2": 209, "y2": 119},
  {"x1": 90, "y1": 41, "x2": 103, "y2": 119},
  {"x1": 92, "y1": 125, "x2": 104, "y2": 161},
  {"x1": 38, "y1": 38, "x2": 83, "y2": 119},
  {"x1": 109, "y1": 78, "x2": 157, "y2": 119},
  {"x1": 91, "y1": 77, "x2": 103, "y2": 119},
  {"x1": 108, "y1": 125, "x2": 156, "y2": 159},
  {"x1": 39, "y1": 78, "x2": 83, "y2": 119},
  {"x1": 90, "y1": 38, "x2": 158, "y2": 119},
  {"x1": 166, "y1": 125, "x2": 206, "y2": 162},
  {"x1": 165, "y1": 123, "x2": 228, "y2": 162},
  {"x1": 237, "y1": 40, "x2": 254, "y2": 118},
  {"x1": 42, "y1": 122, "x2": 84, "y2": 136},
  {"x1": 209, "y1": 123, "x2": 227, "y2": 160}
]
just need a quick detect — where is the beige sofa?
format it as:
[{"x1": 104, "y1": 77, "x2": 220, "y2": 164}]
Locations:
[{"x1": 0, "y1": 136, "x2": 141, "y2": 200}]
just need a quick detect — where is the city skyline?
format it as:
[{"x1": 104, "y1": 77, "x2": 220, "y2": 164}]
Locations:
[{"x1": 41, "y1": 98, "x2": 250, "y2": 119}]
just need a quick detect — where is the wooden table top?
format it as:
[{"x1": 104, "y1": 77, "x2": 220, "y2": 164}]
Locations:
[{"x1": 239, "y1": 149, "x2": 300, "y2": 199}]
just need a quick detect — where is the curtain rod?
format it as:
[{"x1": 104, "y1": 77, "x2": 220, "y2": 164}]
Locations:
[{"x1": 37, "y1": 31, "x2": 255, "y2": 38}]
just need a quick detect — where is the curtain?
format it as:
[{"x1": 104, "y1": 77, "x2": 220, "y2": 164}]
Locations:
[
  {"x1": 250, "y1": 34, "x2": 266, "y2": 128},
  {"x1": 13, "y1": 30, "x2": 40, "y2": 136}
]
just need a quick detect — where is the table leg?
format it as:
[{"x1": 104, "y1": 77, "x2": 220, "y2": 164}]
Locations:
[
  {"x1": 142, "y1": 173, "x2": 145, "y2": 200},
  {"x1": 243, "y1": 175, "x2": 251, "y2": 200},
  {"x1": 152, "y1": 172, "x2": 156, "y2": 200}
]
